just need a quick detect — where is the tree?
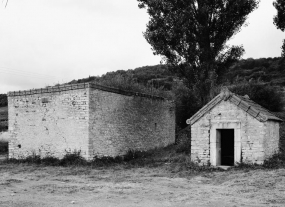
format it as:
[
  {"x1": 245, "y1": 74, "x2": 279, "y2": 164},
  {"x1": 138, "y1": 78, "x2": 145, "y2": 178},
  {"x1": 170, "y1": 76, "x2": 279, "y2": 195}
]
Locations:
[
  {"x1": 273, "y1": 0, "x2": 285, "y2": 57},
  {"x1": 137, "y1": 0, "x2": 259, "y2": 103}
]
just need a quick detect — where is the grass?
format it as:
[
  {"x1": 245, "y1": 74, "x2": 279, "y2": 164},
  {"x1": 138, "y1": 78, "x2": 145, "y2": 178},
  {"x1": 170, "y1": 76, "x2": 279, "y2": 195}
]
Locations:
[
  {"x1": 0, "y1": 145, "x2": 224, "y2": 177},
  {"x1": 2, "y1": 141, "x2": 285, "y2": 177}
]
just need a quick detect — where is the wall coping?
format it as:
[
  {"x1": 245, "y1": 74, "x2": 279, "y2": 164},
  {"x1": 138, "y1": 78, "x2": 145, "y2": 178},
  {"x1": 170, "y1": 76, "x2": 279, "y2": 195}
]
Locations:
[{"x1": 7, "y1": 82, "x2": 166, "y2": 101}]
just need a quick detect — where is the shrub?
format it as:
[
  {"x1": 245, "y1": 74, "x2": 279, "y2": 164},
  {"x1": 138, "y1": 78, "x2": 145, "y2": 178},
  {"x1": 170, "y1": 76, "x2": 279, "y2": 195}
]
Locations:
[
  {"x1": 41, "y1": 156, "x2": 60, "y2": 166},
  {"x1": 263, "y1": 152, "x2": 285, "y2": 169},
  {"x1": 60, "y1": 150, "x2": 87, "y2": 166}
]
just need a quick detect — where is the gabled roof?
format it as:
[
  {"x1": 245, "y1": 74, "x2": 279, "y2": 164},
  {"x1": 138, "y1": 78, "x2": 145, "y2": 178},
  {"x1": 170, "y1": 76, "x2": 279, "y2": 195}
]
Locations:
[{"x1": 186, "y1": 87, "x2": 283, "y2": 125}]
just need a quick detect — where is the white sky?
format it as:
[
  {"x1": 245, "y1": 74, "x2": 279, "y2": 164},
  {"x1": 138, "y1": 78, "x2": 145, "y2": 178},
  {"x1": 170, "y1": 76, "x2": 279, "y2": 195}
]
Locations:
[{"x1": 0, "y1": 0, "x2": 284, "y2": 94}]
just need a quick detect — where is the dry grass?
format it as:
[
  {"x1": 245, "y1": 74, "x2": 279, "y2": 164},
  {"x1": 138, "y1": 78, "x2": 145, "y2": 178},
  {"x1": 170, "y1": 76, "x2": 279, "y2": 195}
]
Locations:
[
  {"x1": 1, "y1": 142, "x2": 285, "y2": 206},
  {"x1": 1, "y1": 161, "x2": 285, "y2": 207}
]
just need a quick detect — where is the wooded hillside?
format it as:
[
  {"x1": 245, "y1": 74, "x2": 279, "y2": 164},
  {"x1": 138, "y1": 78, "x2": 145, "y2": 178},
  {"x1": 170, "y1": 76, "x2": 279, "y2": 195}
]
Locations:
[{"x1": 0, "y1": 57, "x2": 284, "y2": 129}]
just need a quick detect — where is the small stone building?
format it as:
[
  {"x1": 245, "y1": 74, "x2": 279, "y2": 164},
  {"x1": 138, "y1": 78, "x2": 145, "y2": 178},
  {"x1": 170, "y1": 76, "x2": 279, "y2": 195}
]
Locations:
[
  {"x1": 7, "y1": 83, "x2": 175, "y2": 159},
  {"x1": 187, "y1": 87, "x2": 282, "y2": 166}
]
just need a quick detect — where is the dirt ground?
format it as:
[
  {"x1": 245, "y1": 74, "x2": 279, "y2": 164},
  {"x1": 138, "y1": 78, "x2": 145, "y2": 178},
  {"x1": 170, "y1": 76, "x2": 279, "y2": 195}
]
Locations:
[{"x1": 1, "y1": 163, "x2": 285, "y2": 207}]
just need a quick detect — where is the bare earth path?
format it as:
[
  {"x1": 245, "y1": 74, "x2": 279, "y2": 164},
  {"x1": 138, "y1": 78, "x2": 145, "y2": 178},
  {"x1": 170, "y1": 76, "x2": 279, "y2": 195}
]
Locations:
[{"x1": 0, "y1": 164, "x2": 285, "y2": 207}]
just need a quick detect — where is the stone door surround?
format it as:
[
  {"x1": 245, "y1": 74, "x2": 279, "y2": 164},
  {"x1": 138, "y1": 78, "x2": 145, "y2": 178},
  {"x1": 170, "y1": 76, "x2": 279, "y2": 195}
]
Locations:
[{"x1": 210, "y1": 121, "x2": 241, "y2": 166}]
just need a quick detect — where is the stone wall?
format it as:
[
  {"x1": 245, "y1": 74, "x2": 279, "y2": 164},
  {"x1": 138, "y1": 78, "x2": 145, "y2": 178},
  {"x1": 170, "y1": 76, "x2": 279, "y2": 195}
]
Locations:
[
  {"x1": 7, "y1": 83, "x2": 175, "y2": 159},
  {"x1": 191, "y1": 100, "x2": 267, "y2": 165},
  {"x1": 8, "y1": 88, "x2": 89, "y2": 159},
  {"x1": 88, "y1": 88, "x2": 175, "y2": 158},
  {"x1": 264, "y1": 121, "x2": 279, "y2": 159},
  {"x1": 191, "y1": 121, "x2": 210, "y2": 164},
  {"x1": 273, "y1": 112, "x2": 285, "y2": 151}
]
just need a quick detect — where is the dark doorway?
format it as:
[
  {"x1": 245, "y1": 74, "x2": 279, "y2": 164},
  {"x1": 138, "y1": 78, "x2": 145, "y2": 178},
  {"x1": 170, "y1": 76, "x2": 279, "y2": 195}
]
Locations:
[{"x1": 221, "y1": 129, "x2": 234, "y2": 166}]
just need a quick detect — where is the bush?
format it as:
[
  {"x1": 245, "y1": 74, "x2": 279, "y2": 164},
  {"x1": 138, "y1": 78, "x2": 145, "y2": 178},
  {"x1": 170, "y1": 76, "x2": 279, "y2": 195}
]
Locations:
[
  {"x1": 60, "y1": 150, "x2": 87, "y2": 166},
  {"x1": 263, "y1": 152, "x2": 285, "y2": 169}
]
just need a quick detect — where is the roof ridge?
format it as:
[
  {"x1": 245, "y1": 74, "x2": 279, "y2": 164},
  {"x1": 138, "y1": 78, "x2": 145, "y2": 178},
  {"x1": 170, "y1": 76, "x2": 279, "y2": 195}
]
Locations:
[
  {"x1": 187, "y1": 87, "x2": 282, "y2": 125},
  {"x1": 7, "y1": 82, "x2": 166, "y2": 101}
]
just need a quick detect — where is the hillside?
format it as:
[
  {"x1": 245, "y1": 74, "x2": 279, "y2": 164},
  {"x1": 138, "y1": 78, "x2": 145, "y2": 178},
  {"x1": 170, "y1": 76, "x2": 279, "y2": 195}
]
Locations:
[
  {"x1": 68, "y1": 64, "x2": 175, "y2": 91},
  {"x1": 68, "y1": 57, "x2": 285, "y2": 90},
  {"x1": 0, "y1": 57, "x2": 284, "y2": 106},
  {"x1": 226, "y1": 57, "x2": 285, "y2": 85},
  {"x1": 0, "y1": 57, "x2": 284, "y2": 129}
]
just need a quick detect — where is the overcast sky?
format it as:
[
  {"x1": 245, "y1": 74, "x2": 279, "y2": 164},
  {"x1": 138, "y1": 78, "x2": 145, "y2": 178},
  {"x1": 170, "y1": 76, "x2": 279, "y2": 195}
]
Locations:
[{"x1": 0, "y1": 0, "x2": 284, "y2": 94}]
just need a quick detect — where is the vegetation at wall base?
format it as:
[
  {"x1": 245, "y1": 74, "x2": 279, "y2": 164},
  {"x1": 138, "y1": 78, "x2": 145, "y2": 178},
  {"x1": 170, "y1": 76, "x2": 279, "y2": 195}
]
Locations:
[{"x1": 2, "y1": 146, "x2": 285, "y2": 175}]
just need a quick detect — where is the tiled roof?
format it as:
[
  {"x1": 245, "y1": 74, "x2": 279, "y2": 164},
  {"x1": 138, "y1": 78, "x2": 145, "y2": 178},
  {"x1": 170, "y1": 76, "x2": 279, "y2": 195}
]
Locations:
[{"x1": 187, "y1": 87, "x2": 283, "y2": 125}]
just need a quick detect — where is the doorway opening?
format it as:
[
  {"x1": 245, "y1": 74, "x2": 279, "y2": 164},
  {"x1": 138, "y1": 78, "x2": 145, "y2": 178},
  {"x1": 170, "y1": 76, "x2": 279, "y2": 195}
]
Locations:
[{"x1": 217, "y1": 129, "x2": 235, "y2": 166}]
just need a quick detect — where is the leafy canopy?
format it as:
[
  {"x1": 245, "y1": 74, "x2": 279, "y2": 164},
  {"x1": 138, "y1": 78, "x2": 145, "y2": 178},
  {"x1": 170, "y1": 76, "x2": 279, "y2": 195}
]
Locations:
[
  {"x1": 274, "y1": 0, "x2": 285, "y2": 32},
  {"x1": 138, "y1": 0, "x2": 259, "y2": 101},
  {"x1": 273, "y1": 0, "x2": 285, "y2": 57}
]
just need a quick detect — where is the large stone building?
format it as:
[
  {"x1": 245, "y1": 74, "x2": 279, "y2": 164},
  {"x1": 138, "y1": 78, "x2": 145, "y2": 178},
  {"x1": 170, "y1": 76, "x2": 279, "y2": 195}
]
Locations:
[
  {"x1": 187, "y1": 87, "x2": 282, "y2": 166},
  {"x1": 7, "y1": 83, "x2": 175, "y2": 159}
]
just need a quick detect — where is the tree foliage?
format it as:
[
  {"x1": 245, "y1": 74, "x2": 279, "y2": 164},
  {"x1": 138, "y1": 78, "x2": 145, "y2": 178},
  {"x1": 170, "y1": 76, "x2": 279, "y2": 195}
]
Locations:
[
  {"x1": 225, "y1": 57, "x2": 285, "y2": 84},
  {"x1": 173, "y1": 82, "x2": 202, "y2": 129},
  {"x1": 273, "y1": 0, "x2": 285, "y2": 57},
  {"x1": 0, "y1": 94, "x2": 7, "y2": 107},
  {"x1": 137, "y1": 0, "x2": 259, "y2": 103},
  {"x1": 229, "y1": 82, "x2": 284, "y2": 112},
  {"x1": 274, "y1": 0, "x2": 285, "y2": 32}
]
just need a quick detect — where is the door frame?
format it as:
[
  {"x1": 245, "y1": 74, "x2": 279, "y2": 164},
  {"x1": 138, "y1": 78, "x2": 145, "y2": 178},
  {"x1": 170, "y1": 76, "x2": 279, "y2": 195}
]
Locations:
[{"x1": 210, "y1": 121, "x2": 241, "y2": 166}]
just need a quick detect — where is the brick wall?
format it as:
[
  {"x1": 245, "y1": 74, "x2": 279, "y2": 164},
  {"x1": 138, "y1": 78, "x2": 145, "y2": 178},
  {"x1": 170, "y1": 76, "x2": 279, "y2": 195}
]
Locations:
[
  {"x1": 191, "y1": 100, "x2": 271, "y2": 165},
  {"x1": 8, "y1": 89, "x2": 89, "y2": 159},
  {"x1": 88, "y1": 88, "x2": 175, "y2": 158}
]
